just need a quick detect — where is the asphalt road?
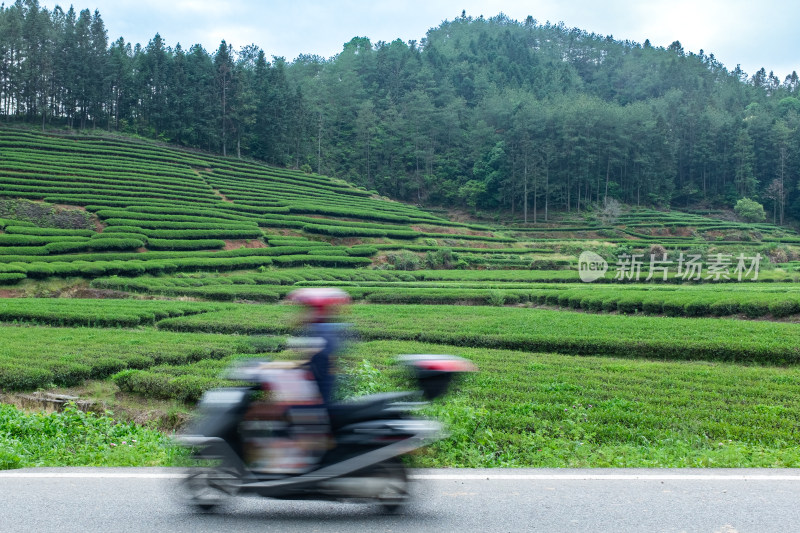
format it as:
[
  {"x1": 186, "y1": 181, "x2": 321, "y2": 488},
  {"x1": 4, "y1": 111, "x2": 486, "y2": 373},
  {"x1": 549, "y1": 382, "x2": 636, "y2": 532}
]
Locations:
[{"x1": 1, "y1": 468, "x2": 799, "y2": 532}]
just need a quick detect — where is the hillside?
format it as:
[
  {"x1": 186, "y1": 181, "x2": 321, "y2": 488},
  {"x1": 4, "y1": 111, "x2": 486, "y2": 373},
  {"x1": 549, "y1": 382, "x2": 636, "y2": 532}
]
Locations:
[{"x1": 0, "y1": 127, "x2": 503, "y2": 282}]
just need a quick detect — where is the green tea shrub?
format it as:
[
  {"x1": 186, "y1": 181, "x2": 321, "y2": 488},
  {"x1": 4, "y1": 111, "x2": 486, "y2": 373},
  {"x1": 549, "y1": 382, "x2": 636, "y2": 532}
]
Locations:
[
  {"x1": 581, "y1": 296, "x2": 604, "y2": 312},
  {"x1": 88, "y1": 238, "x2": 146, "y2": 251},
  {"x1": 47, "y1": 362, "x2": 92, "y2": 387},
  {"x1": 741, "y1": 300, "x2": 770, "y2": 318},
  {"x1": 488, "y1": 290, "x2": 506, "y2": 306},
  {"x1": 21, "y1": 263, "x2": 55, "y2": 278},
  {"x1": 45, "y1": 239, "x2": 144, "y2": 254},
  {"x1": 346, "y1": 246, "x2": 378, "y2": 257},
  {"x1": 557, "y1": 294, "x2": 571, "y2": 308},
  {"x1": 91, "y1": 232, "x2": 148, "y2": 242},
  {"x1": 642, "y1": 300, "x2": 664, "y2": 314},
  {"x1": 662, "y1": 301, "x2": 686, "y2": 317},
  {"x1": 616, "y1": 298, "x2": 641, "y2": 314},
  {"x1": 601, "y1": 299, "x2": 618, "y2": 312},
  {"x1": 684, "y1": 301, "x2": 710, "y2": 317},
  {"x1": 5, "y1": 226, "x2": 95, "y2": 237},
  {"x1": 545, "y1": 294, "x2": 562, "y2": 306},
  {"x1": 567, "y1": 295, "x2": 583, "y2": 309},
  {"x1": 386, "y1": 251, "x2": 421, "y2": 271},
  {"x1": 0, "y1": 246, "x2": 49, "y2": 255},
  {"x1": 272, "y1": 255, "x2": 370, "y2": 268},
  {"x1": 142, "y1": 228, "x2": 262, "y2": 239},
  {"x1": 0, "y1": 235, "x2": 89, "y2": 245},
  {"x1": 102, "y1": 226, "x2": 145, "y2": 233},
  {"x1": 710, "y1": 300, "x2": 740, "y2": 316},
  {"x1": 0, "y1": 365, "x2": 52, "y2": 390},
  {"x1": 0, "y1": 218, "x2": 35, "y2": 229},
  {"x1": 768, "y1": 300, "x2": 800, "y2": 318},
  {"x1": 43, "y1": 242, "x2": 91, "y2": 254}
]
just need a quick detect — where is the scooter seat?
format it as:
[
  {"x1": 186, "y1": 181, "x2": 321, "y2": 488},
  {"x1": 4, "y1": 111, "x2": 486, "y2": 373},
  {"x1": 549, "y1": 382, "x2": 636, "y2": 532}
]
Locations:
[{"x1": 329, "y1": 392, "x2": 417, "y2": 430}]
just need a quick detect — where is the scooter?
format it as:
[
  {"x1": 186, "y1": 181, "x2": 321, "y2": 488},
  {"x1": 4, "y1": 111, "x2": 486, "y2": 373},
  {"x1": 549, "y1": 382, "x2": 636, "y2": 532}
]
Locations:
[{"x1": 176, "y1": 352, "x2": 476, "y2": 513}]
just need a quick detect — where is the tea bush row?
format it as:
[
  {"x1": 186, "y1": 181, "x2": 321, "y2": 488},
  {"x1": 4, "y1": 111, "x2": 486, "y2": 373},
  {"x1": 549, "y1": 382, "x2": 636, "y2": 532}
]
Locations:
[
  {"x1": 4, "y1": 226, "x2": 95, "y2": 237},
  {"x1": 0, "y1": 218, "x2": 35, "y2": 229},
  {"x1": 0, "y1": 324, "x2": 246, "y2": 391},
  {"x1": 0, "y1": 298, "x2": 224, "y2": 327},
  {"x1": 155, "y1": 304, "x2": 800, "y2": 365},
  {"x1": 533, "y1": 286, "x2": 800, "y2": 319},
  {"x1": 146, "y1": 238, "x2": 225, "y2": 251},
  {"x1": 8, "y1": 255, "x2": 276, "y2": 279},
  {"x1": 0, "y1": 173, "x2": 207, "y2": 196},
  {"x1": 302, "y1": 223, "x2": 417, "y2": 239},
  {"x1": 94, "y1": 209, "x2": 259, "y2": 226},
  {"x1": 101, "y1": 218, "x2": 260, "y2": 231}
]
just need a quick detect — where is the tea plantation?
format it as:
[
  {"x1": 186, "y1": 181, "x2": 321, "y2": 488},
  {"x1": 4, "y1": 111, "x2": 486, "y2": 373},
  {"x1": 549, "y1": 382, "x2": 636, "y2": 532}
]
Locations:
[{"x1": 1, "y1": 127, "x2": 800, "y2": 469}]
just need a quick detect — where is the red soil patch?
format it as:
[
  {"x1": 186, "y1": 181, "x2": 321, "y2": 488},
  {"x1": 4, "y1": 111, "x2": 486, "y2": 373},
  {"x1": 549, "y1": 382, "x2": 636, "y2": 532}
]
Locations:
[
  {"x1": 0, "y1": 289, "x2": 22, "y2": 298},
  {"x1": 64, "y1": 288, "x2": 132, "y2": 299},
  {"x1": 223, "y1": 239, "x2": 267, "y2": 251},
  {"x1": 337, "y1": 238, "x2": 364, "y2": 246}
]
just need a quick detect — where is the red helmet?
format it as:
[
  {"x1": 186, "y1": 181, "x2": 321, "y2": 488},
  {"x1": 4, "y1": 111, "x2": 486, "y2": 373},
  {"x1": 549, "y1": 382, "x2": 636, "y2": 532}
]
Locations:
[{"x1": 286, "y1": 288, "x2": 351, "y2": 320}]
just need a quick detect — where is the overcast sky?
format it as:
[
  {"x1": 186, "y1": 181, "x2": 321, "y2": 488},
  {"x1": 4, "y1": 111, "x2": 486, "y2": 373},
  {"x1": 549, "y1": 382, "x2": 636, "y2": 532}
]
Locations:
[{"x1": 38, "y1": 0, "x2": 799, "y2": 81}]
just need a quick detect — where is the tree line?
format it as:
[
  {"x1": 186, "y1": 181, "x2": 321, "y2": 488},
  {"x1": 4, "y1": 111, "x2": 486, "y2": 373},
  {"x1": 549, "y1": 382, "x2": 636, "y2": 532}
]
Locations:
[{"x1": 2, "y1": 1, "x2": 799, "y2": 222}]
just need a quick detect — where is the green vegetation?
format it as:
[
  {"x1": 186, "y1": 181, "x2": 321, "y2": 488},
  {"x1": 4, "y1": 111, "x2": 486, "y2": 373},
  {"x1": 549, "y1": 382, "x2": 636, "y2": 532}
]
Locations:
[
  {"x1": 735, "y1": 198, "x2": 767, "y2": 222},
  {"x1": 0, "y1": 403, "x2": 185, "y2": 469}
]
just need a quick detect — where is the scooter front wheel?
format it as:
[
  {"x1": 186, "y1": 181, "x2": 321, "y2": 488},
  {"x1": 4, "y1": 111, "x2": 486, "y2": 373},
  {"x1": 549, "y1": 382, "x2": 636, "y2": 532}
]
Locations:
[
  {"x1": 371, "y1": 459, "x2": 410, "y2": 513},
  {"x1": 181, "y1": 468, "x2": 236, "y2": 512}
]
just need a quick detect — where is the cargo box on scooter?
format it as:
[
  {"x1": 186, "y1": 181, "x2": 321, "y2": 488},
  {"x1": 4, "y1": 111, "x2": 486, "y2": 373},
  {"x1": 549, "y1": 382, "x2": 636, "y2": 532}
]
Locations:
[{"x1": 398, "y1": 354, "x2": 477, "y2": 400}]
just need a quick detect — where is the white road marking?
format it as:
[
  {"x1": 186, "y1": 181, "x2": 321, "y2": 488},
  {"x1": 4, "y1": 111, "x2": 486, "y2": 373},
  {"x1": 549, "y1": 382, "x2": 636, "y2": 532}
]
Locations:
[
  {"x1": 0, "y1": 472, "x2": 186, "y2": 479},
  {"x1": 1, "y1": 472, "x2": 800, "y2": 481},
  {"x1": 412, "y1": 474, "x2": 800, "y2": 481}
]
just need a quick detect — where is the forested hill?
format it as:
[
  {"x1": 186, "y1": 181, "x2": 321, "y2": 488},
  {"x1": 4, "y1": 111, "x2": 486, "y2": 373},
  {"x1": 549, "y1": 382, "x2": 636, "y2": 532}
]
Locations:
[{"x1": 1, "y1": 4, "x2": 799, "y2": 221}]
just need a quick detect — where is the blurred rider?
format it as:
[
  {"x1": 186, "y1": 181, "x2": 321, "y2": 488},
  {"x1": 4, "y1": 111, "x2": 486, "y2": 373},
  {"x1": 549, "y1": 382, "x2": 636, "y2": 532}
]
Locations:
[
  {"x1": 286, "y1": 287, "x2": 351, "y2": 406},
  {"x1": 241, "y1": 288, "x2": 351, "y2": 474}
]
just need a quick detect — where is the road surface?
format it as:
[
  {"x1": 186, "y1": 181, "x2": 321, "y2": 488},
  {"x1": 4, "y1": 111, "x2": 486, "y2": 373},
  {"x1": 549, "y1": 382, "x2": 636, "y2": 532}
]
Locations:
[{"x1": 1, "y1": 468, "x2": 798, "y2": 532}]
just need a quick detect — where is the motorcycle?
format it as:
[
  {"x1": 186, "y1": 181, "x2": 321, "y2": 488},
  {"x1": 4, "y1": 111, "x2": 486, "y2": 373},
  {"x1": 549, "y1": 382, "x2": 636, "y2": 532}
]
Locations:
[{"x1": 176, "y1": 351, "x2": 476, "y2": 513}]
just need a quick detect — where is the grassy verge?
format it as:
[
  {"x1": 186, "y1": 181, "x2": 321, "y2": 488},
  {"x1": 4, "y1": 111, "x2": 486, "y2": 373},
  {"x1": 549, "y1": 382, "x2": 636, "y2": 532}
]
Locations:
[{"x1": 0, "y1": 403, "x2": 189, "y2": 469}]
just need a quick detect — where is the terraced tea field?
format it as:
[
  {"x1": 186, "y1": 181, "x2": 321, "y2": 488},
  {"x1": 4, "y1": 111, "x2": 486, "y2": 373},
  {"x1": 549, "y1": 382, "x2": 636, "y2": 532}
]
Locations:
[{"x1": 2, "y1": 126, "x2": 800, "y2": 469}]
